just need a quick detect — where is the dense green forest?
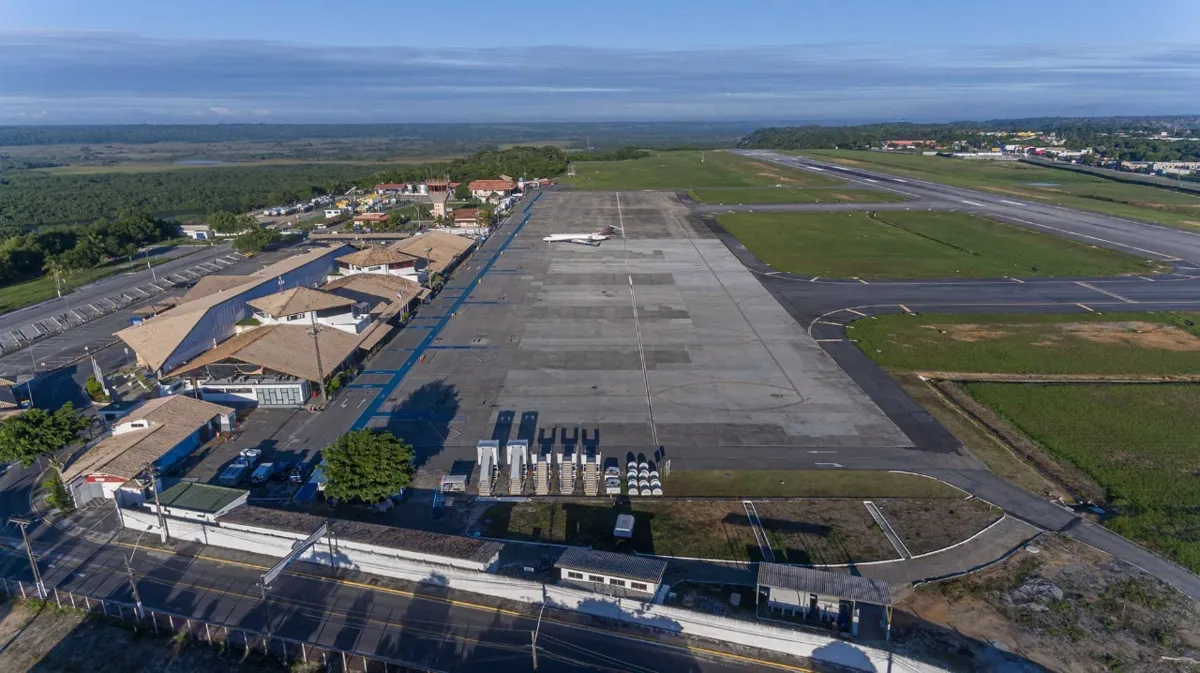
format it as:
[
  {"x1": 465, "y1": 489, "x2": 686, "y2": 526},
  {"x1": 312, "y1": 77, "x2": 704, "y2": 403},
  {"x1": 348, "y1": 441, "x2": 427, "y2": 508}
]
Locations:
[
  {"x1": 0, "y1": 146, "x2": 569, "y2": 229},
  {"x1": 0, "y1": 122, "x2": 760, "y2": 147},
  {"x1": 0, "y1": 211, "x2": 175, "y2": 285}
]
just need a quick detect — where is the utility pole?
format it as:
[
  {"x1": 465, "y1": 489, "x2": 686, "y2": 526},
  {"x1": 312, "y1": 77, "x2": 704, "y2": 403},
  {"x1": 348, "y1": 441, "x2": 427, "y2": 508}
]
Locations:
[
  {"x1": 123, "y1": 553, "x2": 144, "y2": 617},
  {"x1": 530, "y1": 602, "x2": 545, "y2": 670},
  {"x1": 308, "y1": 311, "x2": 327, "y2": 408},
  {"x1": 24, "y1": 342, "x2": 36, "y2": 407},
  {"x1": 9, "y1": 517, "x2": 46, "y2": 598},
  {"x1": 146, "y1": 465, "x2": 168, "y2": 543}
]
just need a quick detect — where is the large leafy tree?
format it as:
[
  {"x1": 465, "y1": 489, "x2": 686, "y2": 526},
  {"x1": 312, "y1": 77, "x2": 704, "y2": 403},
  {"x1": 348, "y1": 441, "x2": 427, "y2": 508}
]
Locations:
[
  {"x1": 322, "y1": 430, "x2": 415, "y2": 504},
  {"x1": 0, "y1": 402, "x2": 89, "y2": 470},
  {"x1": 233, "y1": 227, "x2": 281, "y2": 254},
  {"x1": 208, "y1": 210, "x2": 258, "y2": 235}
]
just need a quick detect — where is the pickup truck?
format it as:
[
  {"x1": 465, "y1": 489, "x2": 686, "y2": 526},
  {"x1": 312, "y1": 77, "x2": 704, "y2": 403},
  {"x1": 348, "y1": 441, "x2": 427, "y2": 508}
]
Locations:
[
  {"x1": 217, "y1": 459, "x2": 250, "y2": 486},
  {"x1": 250, "y1": 462, "x2": 275, "y2": 485}
]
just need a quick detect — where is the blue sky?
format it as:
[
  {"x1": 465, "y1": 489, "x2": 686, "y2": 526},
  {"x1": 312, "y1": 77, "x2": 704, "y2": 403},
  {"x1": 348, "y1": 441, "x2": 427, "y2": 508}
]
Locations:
[{"x1": 1, "y1": 0, "x2": 1198, "y2": 124}]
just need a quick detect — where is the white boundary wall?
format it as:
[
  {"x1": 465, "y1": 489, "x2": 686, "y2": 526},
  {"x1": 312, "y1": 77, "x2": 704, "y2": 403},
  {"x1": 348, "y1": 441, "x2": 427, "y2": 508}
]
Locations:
[{"x1": 119, "y1": 508, "x2": 944, "y2": 673}]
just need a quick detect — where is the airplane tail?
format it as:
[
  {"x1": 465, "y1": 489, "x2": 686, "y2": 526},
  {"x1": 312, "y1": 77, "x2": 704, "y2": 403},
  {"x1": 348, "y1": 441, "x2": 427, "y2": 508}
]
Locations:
[{"x1": 598, "y1": 225, "x2": 616, "y2": 236}]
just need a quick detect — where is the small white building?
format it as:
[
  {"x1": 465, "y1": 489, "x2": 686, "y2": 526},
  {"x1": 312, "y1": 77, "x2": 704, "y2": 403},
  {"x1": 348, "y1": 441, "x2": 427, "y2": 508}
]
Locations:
[
  {"x1": 756, "y1": 563, "x2": 894, "y2": 640},
  {"x1": 468, "y1": 179, "x2": 516, "y2": 203},
  {"x1": 555, "y1": 547, "x2": 667, "y2": 599},
  {"x1": 325, "y1": 208, "x2": 347, "y2": 219},
  {"x1": 150, "y1": 481, "x2": 248, "y2": 523},
  {"x1": 63, "y1": 396, "x2": 236, "y2": 507},
  {"x1": 179, "y1": 223, "x2": 213, "y2": 240},
  {"x1": 246, "y1": 287, "x2": 371, "y2": 335}
]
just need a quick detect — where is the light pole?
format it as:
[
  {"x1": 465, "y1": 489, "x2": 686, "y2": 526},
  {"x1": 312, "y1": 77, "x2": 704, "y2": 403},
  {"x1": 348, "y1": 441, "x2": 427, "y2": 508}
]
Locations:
[
  {"x1": 308, "y1": 311, "x2": 327, "y2": 408},
  {"x1": 9, "y1": 517, "x2": 46, "y2": 598}
]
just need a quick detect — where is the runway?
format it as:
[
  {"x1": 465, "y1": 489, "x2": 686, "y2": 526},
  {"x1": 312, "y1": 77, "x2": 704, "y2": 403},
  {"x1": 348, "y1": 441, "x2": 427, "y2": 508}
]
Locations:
[
  {"x1": 733, "y1": 150, "x2": 1200, "y2": 264},
  {"x1": 692, "y1": 151, "x2": 1200, "y2": 598}
]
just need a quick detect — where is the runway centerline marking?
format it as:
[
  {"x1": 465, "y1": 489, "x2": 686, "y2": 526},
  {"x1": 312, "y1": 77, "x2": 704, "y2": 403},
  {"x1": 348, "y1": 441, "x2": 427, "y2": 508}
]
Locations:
[
  {"x1": 960, "y1": 199, "x2": 984, "y2": 207},
  {"x1": 1075, "y1": 281, "x2": 1136, "y2": 304}
]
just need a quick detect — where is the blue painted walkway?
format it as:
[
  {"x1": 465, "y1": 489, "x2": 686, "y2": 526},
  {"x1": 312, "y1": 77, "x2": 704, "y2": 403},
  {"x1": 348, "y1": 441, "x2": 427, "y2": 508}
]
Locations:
[{"x1": 349, "y1": 192, "x2": 542, "y2": 430}]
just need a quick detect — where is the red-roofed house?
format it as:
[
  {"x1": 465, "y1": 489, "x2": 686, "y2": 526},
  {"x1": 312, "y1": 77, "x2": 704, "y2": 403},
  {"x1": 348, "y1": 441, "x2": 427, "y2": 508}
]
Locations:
[{"x1": 469, "y1": 179, "x2": 516, "y2": 202}]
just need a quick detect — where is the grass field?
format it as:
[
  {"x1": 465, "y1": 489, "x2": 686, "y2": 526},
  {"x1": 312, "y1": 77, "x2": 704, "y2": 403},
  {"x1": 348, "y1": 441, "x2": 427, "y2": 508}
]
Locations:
[
  {"x1": 662, "y1": 469, "x2": 962, "y2": 498},
  {"x1": 853, "y1": 312, "x2": 1200, "y2": 375},
  {"x1": 0, "y1": 254, "x2": 176, "y2": 314},
  {"x1": 717, "y1": 210, "x2": 1159, "y2": 278},
  {"x1": 800, "y1": 150, "x2": 1200, "y2": 229},
  {"x1": 480, "y1": 496, "x2": 976, "y2": 563},
  {"x1": 964, "y1": 382, "x2": 1200, "y2": 573},
  {"x1": 563, "y1": 150, "x2": 845, "y2": 190},
  {"x1": 688, "y1": 187, "x2": 906, "y2": 204}
]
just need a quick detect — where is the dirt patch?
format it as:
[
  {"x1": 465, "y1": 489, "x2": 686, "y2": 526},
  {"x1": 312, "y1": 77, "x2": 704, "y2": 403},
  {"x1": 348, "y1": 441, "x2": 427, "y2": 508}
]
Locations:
[
  {"x1": 830, "y1": 192, "x2": 857, "y2": 202},
  {"x1": 823, "y1": 157, "x2": 867, "y2": 166},
  {"x1": 894, "y1": 534, "x2": 1200, "y2": 673},
  {"x1": 753, "y1": 169, "x2": 803, "y2": 185},
  {"x1": 1061, "y1": 321, "x2": 1200, "y2": 351},
  {"x1": 924, "y1": 324, "x2": 1012, "y2": 342},
  {"x1": 924, "y1": 321, "x2": 1200, "y2": 351},
  {"x1": 754, "y1": 500, "x2": 897, "y2": 565},
  {"x1": 1130, "y1": 201, "x2": 1200, "y2": 211},
  {"x1": 1183, "y1": 220, "x2": 1200, "y2": 226},
  {"x1": 877, "y1": 498, "x2": 1001, "y2": 556}
]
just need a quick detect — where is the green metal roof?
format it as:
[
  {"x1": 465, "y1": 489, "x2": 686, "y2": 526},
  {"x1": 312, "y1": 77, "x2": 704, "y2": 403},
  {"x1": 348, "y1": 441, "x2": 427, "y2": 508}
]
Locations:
[{"x1": 158, "y1": 481, "x2": 246, "y2": 514}]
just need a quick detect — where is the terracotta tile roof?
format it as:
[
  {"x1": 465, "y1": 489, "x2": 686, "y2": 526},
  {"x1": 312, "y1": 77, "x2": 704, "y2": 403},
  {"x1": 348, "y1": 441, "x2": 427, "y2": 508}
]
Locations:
[
  {"x1": 323, "y1": 273, "x2": 425, "y2": 314},
  {"x1": 469, "y1": 179, "x2": 516, "y2": 192},
  {"x1": 453, "y1": 208, "x2": 481, "y2": 222},
  {"x1": 179, "y1": 276, "x2": 255, "y2": 304},
  {"x1": 168, "y1": 325, "x2": 366, "y2": 383},
  {"x1": 115, "y1": 246, "x2": 351, "y2": 372},
  {"x1": 389, "y1": 231, "x2": 475, "y2": 274},
  {"x1": 336, "y1": 248, "x2": 417, "y2": 268},
  {"x1": 246, "y1": 287, "x2": 355, "y2": 318},
  {"x1": 62, "y1": 396, "x2": 234, "y2": 484},
  {"x1": 353, "y1": 213, "x2": 389, "y2": 223}
]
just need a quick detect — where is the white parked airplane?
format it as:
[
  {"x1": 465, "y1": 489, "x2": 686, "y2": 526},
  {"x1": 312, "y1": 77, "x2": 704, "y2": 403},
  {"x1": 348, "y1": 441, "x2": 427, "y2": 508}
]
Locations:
[{"x1": 542, "y1": 225, "x2": 618, "y2": 245}]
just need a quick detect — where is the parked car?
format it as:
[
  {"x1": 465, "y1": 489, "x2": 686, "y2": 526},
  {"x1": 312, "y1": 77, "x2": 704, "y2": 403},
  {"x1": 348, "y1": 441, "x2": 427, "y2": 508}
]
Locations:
[
  {"x1": 250, "y1": 462, "x2": 275, "y2": 485},
  {"x1": 287, "y1": 464, "x2": 305, "y2": 483}
]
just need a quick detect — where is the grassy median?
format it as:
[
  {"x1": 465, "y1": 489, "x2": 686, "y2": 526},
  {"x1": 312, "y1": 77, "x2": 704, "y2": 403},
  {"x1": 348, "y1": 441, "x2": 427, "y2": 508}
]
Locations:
[
  {"x1": 563, "y1": 150, "x2": 844, "y2": 190},
  {"x1": 718, "y1": 210, "x2": 1159, "y2": 278},
  {"x1": 853, "y1": 311, "x2": 1200, "y2": 375}
]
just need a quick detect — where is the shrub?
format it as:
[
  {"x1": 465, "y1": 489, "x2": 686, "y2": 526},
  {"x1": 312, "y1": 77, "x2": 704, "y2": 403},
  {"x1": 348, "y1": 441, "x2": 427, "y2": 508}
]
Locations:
[
  {"x1": 44, "y1": 473, "x2": 75, "y2": 513},
  {"x1": 84, "y1": 375, "x2": 108, "y2": 402}
]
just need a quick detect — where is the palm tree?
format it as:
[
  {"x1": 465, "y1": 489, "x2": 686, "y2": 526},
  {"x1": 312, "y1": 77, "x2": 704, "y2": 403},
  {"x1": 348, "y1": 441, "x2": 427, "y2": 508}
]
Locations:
[{"x1": 42, "y1": 256, "x2": 68, "y2": 299}]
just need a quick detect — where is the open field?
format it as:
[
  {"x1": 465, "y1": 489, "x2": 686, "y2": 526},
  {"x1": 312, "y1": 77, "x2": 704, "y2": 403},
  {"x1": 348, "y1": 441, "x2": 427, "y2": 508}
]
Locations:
[
  {"x1": 717, "y1": 210, "x2": 1159, "y2": 278},
  {"x1": 964, "y1": 382, "x2": 1200, "y2": 574},
  {"x1": 662, "y1": 470, "x2": 962, "y2": 498},
  {"x1": 0, "y1": 253, "x2": 176, "y2": 314},
  {"x1": 563, "y1": 150, "x2": 845, "y2": 190},
  {"x1": 688, "y1": 187, "x2": 906, "y2": 204},
  {"x1": 480, "y1": 497, "x2": 983, "y2": 563},
  {"x1": 800, "y1": 149, "x2": 1200, "y2": 229},
  {"x1": 897, "y1": 534, "x2": 1200, "y2": 673},
  {"x1": 853, "y1": 312, "x2": 1200, "y2": 375}
]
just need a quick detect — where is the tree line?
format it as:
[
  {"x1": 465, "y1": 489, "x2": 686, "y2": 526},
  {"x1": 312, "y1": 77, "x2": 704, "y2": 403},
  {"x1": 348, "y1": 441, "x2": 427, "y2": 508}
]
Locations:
[
  {"x1": 0, "y1": 211, "x2": 176, "y2": 285},
  {"x1": 0, "y1": 147, "x2": 569, "y2": 231}
]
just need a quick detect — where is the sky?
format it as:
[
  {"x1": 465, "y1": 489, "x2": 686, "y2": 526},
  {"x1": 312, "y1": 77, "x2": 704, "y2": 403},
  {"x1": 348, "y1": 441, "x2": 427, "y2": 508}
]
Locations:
[{"x1": 1, "y1": 0, "x2": 1198, "y2": 125}]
